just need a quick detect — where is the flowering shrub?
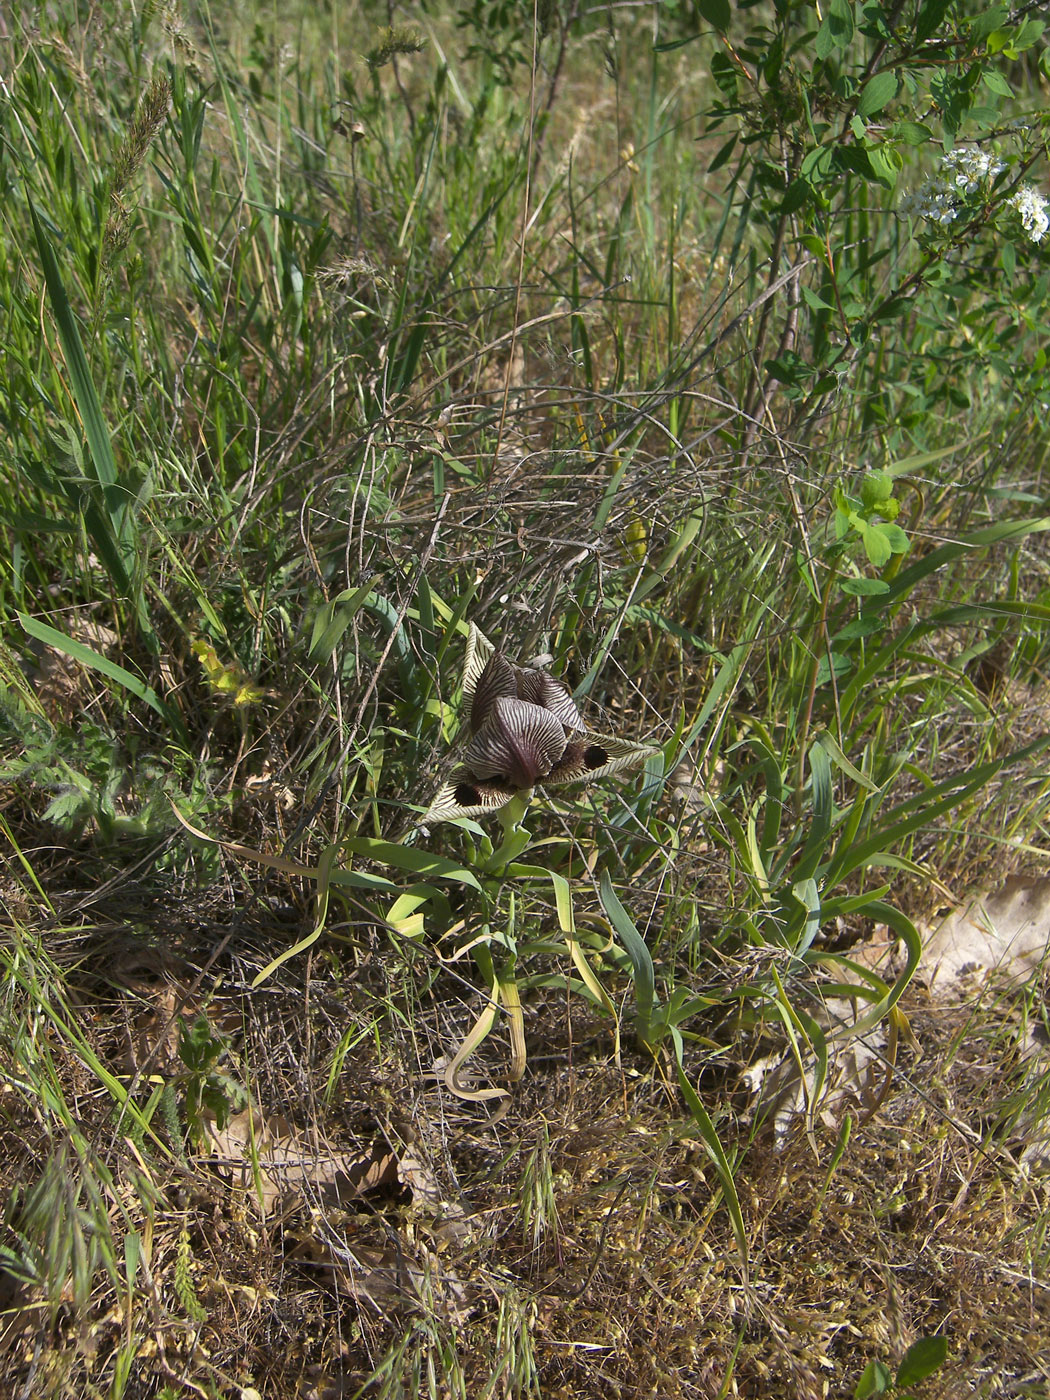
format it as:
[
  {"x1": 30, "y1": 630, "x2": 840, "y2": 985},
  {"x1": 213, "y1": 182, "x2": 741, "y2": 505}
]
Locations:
[
  {"x1": 903, "y1": 144, "x2": 1049, "y2": 244},
  {"x1": 687, "y1": 1, "x2": 1050, "y2": 438}
]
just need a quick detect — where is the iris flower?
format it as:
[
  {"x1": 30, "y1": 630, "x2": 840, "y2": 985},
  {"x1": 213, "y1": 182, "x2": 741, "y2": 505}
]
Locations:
[{"x1": 423, "y1": 625, "x2": 656, "y2": 822}]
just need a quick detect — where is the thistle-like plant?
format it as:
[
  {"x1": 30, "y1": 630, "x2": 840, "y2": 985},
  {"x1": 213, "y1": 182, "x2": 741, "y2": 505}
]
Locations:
[{"x1": 423, "y1": 624, "x2": 655, "y2": 822}]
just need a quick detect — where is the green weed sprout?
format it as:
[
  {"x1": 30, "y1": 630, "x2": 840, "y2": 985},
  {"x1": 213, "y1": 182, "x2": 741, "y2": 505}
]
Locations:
[{"x1": 854, "y1": 1336, "x2": 950, "y2": 1399}]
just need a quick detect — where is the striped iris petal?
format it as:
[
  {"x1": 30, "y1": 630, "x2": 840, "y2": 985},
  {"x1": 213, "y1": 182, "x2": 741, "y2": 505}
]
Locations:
[{"x1": 462, "y1": 697, "x2": 568, "y2": 790}]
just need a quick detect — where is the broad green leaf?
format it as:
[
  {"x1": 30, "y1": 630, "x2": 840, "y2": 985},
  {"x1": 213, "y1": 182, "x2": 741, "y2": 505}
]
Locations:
[
  {"x1": 840, "y1": 577, "x2": 890, "y2": 596},
  {"x1": 814, "y1": 650, "x2": 852, "y2": 685},
  {"x1": 858, "y1": 521, "x2": 890, "y2": 566},
  {"x1": 1016, "y1": 17, "x2": 1045, "y2": 46},
  {"x1": 915, "y1": 0, "x2": 951, "y2": 41},
  {"x1": 802, "y1": 285, "x2": 834, "y2": 312},
  {"x1": 892, "y1": 120, "x2": 933, "y2": 145},
  {"x1": 854, "y1": 1358, "x2": 893, "y2": 1398},
  {"x1": 815, "y1": 0, "x2": 853, "y2": 58},
  {"x1": 857, "y1": 73, "x2": 898, "y2": 117},
  {"x1": 878, "y1": 522, "x2": 909, "y2": 553},
  {"x1": 834, "y1": 617, "x2": 886, "y2": 641},
  {"x1": 970, "y1": 4, "x2": 1009, "y2": 42},
  {"x1": 781, "y1": 177, "x2": 814, "y2": 215},
  {"x1": 896, "y1": 1336, "x2": 949, "y2": 1386},
  {"x1": 981, "y1": 69, "x2": 1013, "y2": 98},
  {"x1": 866, "y1": 143, "x2": 902, "y2": 187},
  {"x1": 870, "y1": 296, "x2": 912, "y2": 323},
  {"x1": 695, "y1": 0, "x2": 730, "y2": 32}
]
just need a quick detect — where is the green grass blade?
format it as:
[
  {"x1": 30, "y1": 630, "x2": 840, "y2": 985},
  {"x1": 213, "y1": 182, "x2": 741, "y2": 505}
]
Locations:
[
  {"x1": 18, "y1": 613, "x2": 185, "y2": 740},
  {"x1": 252, "y1": 843, "x2": 336, "y2": 986},
  {"x1": 28, "y1": 201, "x2": 132, "y2": 589},
  {"x1": 599, "y1": 869, "x2": 655, "y2": 1033},
  {"x1": 842, "y1": 899, "x2": 920, "y2": 1035},
  {"x1": 548, "y1": 869, "x2": 619, "y2": 1034},
  {"x1": 870, "y1": 517, "x2": 1050, "y2": 612},
  {"x1": 308, "y1": 582, "x2": 376, "y2": 664},
  {"x1": 671, "y1": 1029, "x2": 748, "y2": 1274}
]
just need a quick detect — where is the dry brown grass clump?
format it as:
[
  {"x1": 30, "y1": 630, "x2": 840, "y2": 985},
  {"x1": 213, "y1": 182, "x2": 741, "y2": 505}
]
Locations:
[{"x1": 2, "y1": 896, "x2": 1049, "y2": 1399}]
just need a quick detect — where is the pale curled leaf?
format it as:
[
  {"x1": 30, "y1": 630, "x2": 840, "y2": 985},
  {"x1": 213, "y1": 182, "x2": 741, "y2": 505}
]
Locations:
[
  {"x1": 499, "y1": 975, "x2": 527, "y2": 1083},
  {"x1": 444, "y1": 991, "x2": 509, "y2": 1102}
]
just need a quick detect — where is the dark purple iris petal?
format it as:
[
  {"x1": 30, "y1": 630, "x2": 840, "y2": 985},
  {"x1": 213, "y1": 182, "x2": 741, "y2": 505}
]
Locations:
[{"x1": 462, "y1": 697, "x2": 568, "y2": 789}]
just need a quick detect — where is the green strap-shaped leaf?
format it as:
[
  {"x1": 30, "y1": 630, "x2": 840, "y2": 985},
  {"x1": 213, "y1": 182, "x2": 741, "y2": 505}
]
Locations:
[
  {"x1": 343, "y1": 837, "x2": 483, "y2": 891},
  {"x1": 252, "y1": 843, "x2": 337, "y2": 986},
  {"x1": 308, "y1": 582, "x2": 376, "y2": 664},
  {"x1": 867, "y1": 517, "x2": 1050, "y2": 613},
  {"x1": 671, "y1": 1028, "x2": 748, "y2": 1274},
  {"x1": 444, "y1": 943, "x2": 509, "y2": 1102},
  {"x1": 599, "y1": 869, "x2": 655, "y2": 1036},
  {"x1": 19, "y1": 613, "x2": 185, "y2": 740},
  {"x1": 550, "y1": 869, "x2": 618, "y2": 1036},
  {"x1": 794, "y1": 742, "x2": 834, "y2": 883},
  {"x1": 838, "y1": 899, "x2": 920, "y2": 1036}
]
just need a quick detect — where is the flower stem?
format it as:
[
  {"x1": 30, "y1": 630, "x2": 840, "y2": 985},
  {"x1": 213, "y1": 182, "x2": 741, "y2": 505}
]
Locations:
[{"x1": 486, "y1": 790, "x2": 534, "y2": 871}]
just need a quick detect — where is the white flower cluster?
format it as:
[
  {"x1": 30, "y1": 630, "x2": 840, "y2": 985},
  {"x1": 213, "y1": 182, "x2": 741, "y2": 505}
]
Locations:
[
  {"x1": 1012, "y1": 183, "x2": 1050, "y2": 243},
  {"x1": 943, "y1": 145, "x2": 1006, "y2": 191},
  {"x1": 902, "y1": 145, "x2": 1049, "y2": 244},
  {"x1": 899, "y1": 172, "x2": 962, "y2": 225}
]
